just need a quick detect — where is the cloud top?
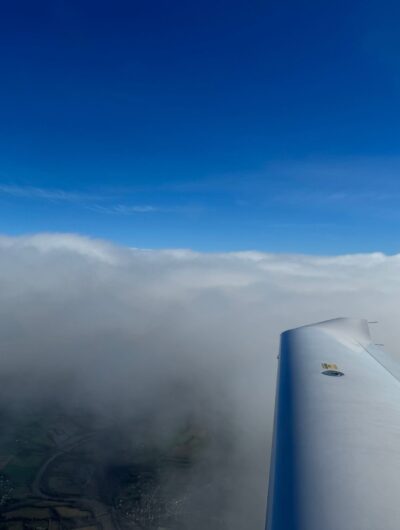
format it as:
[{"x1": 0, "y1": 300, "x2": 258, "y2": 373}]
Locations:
[{"x1": 0, "y1": 233, "x2": 399, "y2": 529}]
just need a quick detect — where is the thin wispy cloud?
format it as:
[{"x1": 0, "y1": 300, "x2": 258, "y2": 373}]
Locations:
[
  {"x1": 0, "y1": 183, "x2": 200, "y2": 216},
  {"x1": 0, "y1": 184, "x2": 90, "y2": 202},
  {"x1": 90, "y1": 204, "x2": 160, "y2": 214},
  {"x1": 273, "y1": 189, "x2": 400, "y2": 206},
  {"x1": 89, "y1": 203, "x2": 203, "y2": 215},
  {"x1": 260, "y1": 157, "x2": 400, "y2": 219}
]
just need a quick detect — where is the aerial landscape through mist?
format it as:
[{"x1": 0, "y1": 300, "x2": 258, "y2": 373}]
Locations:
[{"x1": 0, "y1": 234, "x2": 398, "y2": 529}]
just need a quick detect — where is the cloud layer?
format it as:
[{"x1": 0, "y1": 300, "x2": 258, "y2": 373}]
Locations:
[{"x1": 0, "y1": 233, "x2": 399, "y2": 529}]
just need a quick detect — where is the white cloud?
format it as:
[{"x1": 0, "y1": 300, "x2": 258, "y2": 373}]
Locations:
[
  {"x1": 0, "y1": 233, "x2": 399, "y2": 528},
  {"x1": 88, "y1": 203, "x2": 201, "y2": 215},
  {"x1": 88, "y1": 203, "x2": 164, "y2": 214},
  {"x1": 0, "y1": 184, "x2": 90, "y2": 202},
  {"x1": 0, "y1": 183, "x2": 199, "y2": 216}
]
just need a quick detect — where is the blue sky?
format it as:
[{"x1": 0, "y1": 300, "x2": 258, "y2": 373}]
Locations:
[{"x1": 1, "y1": 0, "x2": 400, "y2": 253}]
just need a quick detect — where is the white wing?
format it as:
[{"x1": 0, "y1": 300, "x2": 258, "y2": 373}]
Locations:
[{"x1": 266, "y1": 317, "x2": 400, "y2": 530}]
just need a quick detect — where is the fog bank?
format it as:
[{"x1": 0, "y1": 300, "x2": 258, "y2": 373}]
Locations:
[{"x1": 0, "y1": 233, "x2": 399, "y2": 529}]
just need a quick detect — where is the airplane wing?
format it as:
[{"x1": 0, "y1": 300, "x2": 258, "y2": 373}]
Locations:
[{"x1": 266, "y1": 317, "x2": 400, "y2": 530}]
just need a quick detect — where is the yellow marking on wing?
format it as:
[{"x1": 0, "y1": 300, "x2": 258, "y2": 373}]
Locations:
[{"x1": 321, "y1": 363, "x2": 338, "y2": 370}]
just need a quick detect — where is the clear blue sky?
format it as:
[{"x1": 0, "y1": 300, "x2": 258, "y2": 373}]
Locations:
[{"x1": 1, "y1": 0, "x2": 400, "y2": 253}]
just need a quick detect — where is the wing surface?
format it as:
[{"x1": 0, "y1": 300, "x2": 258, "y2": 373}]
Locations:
[{"x1": 266, "y1": 317, "x2": 400, "y2": 530}]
